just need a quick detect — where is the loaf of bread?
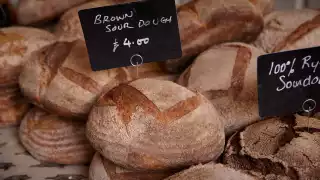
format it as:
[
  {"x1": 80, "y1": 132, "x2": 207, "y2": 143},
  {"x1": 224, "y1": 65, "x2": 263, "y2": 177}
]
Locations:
[
  {"x1": 15, "y1": 0, "x2": 90, "y2": 25},
  {"x1": 0, "y1": 26, "x2": 55, "y2": 127},
  {"x1": 223, "y1": 115, "x2": 320, "y2": 180},
  {"x1": 164, "y1": 0, "x2": 264, "y2": 73},
  {"x1": 87, "y1": 78, "x2": 225, "y2": 171},
  {"x1": 1, "y1": 126, "x2": 89, "y2": 179},
  {"x1": 177, "y1": 42, "x2": 264, "y2": 135},
  {"x1": 89, "y1": 153, "x2": 175, "y2": 180},
  {"x1": 164, "y1": 163, "x2": 258, "y2": 180},
  {"x1": 19, "y1": 107, "x2": 94, "y2": 165},
  {"x1": 248, "y1": 0, "x2": 274, "y2": 15},
  {"x1": 19, "y1": 40, "x2": 169, "y2": 119},
  {"x1": 254, "y1": 9, "x2": 320, "y2": 53}
]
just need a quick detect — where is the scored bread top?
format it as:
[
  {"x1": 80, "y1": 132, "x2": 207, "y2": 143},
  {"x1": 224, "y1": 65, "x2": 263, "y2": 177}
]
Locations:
[
  {"x1": 19, "y1": 40, "x2": 167, "y2": 119},
  {"x1": 178, "y1": 42, "x2": 265, "y2": 101},
  {"x1": 254, "y1": 9, "x2": 320, "y2": 53},
  {"x1": 87, "y1": 78, "x2": 225, "y2": 171},
  {"x1": 165, "y1": 0, "x2": 263, "y2": 72}
]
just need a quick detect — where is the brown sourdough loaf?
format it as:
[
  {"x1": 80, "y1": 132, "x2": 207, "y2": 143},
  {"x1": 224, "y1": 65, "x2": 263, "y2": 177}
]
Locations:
[
  {"x1": 0, "y1": 27, "x2": 55, "y2": 127},
  {"x1": 87, "y1": 78, "x2": 225, "y2": 171},
  {"x1": 16, "y1": 0, "x2": 91, "y2": 25},
  {"x1": 19, "y1": 40, "x2": 169, "y2": 119},
  {"x1": 89, "y1": 153, "x2": 175, "y2": 180},
  {"x1": 254, "y1": 9, "x2": 320, "y2": 53},
  {"x1": 164, "y1": 163, "x2": 258, "y2": 180},
  {"x1": 19, "y1": 107, "x2": 95, "y2": 165},
  {"x1": 223, "y1": 115, "x2": 320, "y2": 180},
  {"x1": 177, "y1": 42, "x2": 264, "y2": 135},
  {"x1": 164, "y1": 0, "x2": 263, "y2": 73}
]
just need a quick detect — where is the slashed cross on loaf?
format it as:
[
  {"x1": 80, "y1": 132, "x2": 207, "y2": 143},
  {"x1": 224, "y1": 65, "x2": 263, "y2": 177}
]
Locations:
[{"x1": 78, "y1": 0, "x2": 182, "y2": 71}]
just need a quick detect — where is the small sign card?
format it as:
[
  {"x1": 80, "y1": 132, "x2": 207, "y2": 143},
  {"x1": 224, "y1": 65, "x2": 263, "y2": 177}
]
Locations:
[
  {"x1": 258, "y1": 47, "x2": 320, "y2": 118},
  {"x1": 78, "y1": 0, "x2": 182, "y2": 71}
]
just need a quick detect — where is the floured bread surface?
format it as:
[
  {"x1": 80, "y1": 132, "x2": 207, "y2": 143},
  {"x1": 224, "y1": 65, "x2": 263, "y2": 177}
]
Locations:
[
  {"x1": 254, "y1": 9, "x2": 320, "y2": 53},
  {"x1": 0, "y1": 127, "x2": 89, "y2": 180},
  {"x1": 247, "y1": 0, "x2": 274, "y2": 15},
  {"x1": 87, "y1": 78, "x2": 225, "y2": 171},
  {"x1": 19, "y1": 40, "x2": 168, "y2": 119},
  {"x1": 223, "y1": 115, "x2": 320, "y2": 180},
  {"x1": 164, "y1": 163, "x2": 258, "y2": 180},
  {"x1": 177, "y1": 42, "x2": 264, "y2": 135},
  {"x1": 19, "y1": 107, "x2": 94, "y2": 165},
  {"x1": 164, "y1": 0, "x2": 263, "y2": 73},
  {"x1": 89, "y1": 153, "x2": 175, "y2": 180}
]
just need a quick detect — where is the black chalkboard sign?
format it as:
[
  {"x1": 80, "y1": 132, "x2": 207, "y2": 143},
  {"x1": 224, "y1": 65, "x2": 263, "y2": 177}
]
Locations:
[
  {"x1": 0, "y1": 4, "x2": 11, "y2": 27},
  {"x1": 78, "y1": 0, "x2": 182, "y2": 71},
  {"x1": 258, "y1": 46, "x2": 320, "y2": 118}
]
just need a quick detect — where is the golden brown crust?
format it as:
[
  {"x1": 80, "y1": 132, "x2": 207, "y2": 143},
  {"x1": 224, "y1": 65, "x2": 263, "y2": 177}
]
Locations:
[
  {"x1": 87, "y1": 78, "x2": 225, "y2": 171},
  {"x1": 0, "y1": 101, "x2": 30, "y2": 128},
  {"x1": 19, "y1": 107, "x2": 94, "y2": 165},
  {"x1": 19, "y1": 40, "x2": 169, "y2": 119},
  {"x1": 164, "y1": 0, "x2": 263, "y2": 73}
]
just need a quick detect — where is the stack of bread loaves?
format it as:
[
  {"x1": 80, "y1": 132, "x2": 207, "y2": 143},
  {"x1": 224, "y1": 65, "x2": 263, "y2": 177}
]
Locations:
[{"x1": 2, "y1": 0, "x2": 320, "y2": 180}]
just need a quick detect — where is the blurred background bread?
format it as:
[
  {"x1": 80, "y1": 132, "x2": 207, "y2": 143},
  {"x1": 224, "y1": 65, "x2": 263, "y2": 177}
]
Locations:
[
  {"x1": 0, "y1": 26, "x2": 55, "y2": 127},
  {"x1": 19, "y1": 107, "x2": 94, "y2": 165}
]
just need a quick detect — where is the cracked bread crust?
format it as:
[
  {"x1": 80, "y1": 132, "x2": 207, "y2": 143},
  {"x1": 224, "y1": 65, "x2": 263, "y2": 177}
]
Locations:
[
  {"x1": 164, "y1": 163, "x2": 258, "y2": 180},
  {"x1": 223, "y1": 115, "x2": 320, "y2": 180},
  {"x1": 87, "y1": 78, "x2": 225, "y2": 171}
]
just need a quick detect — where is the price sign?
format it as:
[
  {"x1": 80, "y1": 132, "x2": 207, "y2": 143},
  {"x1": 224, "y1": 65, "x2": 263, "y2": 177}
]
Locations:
[
  {"x1": 78, "y1": 0, "x2": 182, "y2": 71},
  {"x1": 258, "y1": 47, "x2": 320, "y2": 118}
]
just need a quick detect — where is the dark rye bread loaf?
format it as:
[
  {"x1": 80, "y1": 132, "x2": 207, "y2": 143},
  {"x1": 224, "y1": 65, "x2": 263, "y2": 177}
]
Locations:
[
  {"x1": 164, "y1": 163, "x2": 258, "y2": 180},
  {"x1": 254, "y1": 9, "x2": 320, "y2": 53},
  {"x1": 164, "y1": 0, "x2": 263, "y2": 73},
  {"x1": 0, "y1": 27, "x2": 55, "y2": 127},
  {"x1": 89, "y1": 153, "x2": 176, "y2": 180},
  {"x1": 223, "y1": 115, "x2": 320, "y2": 180},
  {"x1": 177, "y1": 42, "x2": 265, "y2": 135},
  {"x1": 15, "y1": 0, "x2": 91, "y2": 25},
  {"x1": 19, "y1": 40, "x2": 169, "y2": 119},
  {"x1": 87, "y1": 78, "x2": 225, "y2": 171},
  {"x1": 19, "y1": 107, "x2": 94, "y2": 165}
]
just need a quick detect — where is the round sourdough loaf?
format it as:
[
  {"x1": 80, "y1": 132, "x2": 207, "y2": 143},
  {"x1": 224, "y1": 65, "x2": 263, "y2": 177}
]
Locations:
[
  {"x1": 177, "y1": 42, "x2": 264, "y2": 135},
  {"x1": 87, "y1": 78, "x2": 225, "y2": 171},
  {"x1": 164, "y1": 163, "x2": 258, "y2": 180},
  {"x1": 55, "y1": 0, "x2": 139, "y2": 42},
  {"x1": 254, "y1": 9, "x2": 320, "y2": 53},
  {"x1": 19, "y1": 107, "x2": 94, "y2": 165},
  {"x1": 89, "y1": 153, "x2": 175, "y2": 180},
  {"x1": 19, "y1": 40, "x2": 169, "y2": 119},
  {"x1": 223, "y1": 115, "x2": 320, "y2": 180},
  {"x1": 164, "y1": 0, "x2": 263, "y2": 73},
  {"x1": 15, "y1": 0, "x2": 90, "y2": 25},
  {"x1": 0, "y1": 26, "x2": 55, "y2": 127}
]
